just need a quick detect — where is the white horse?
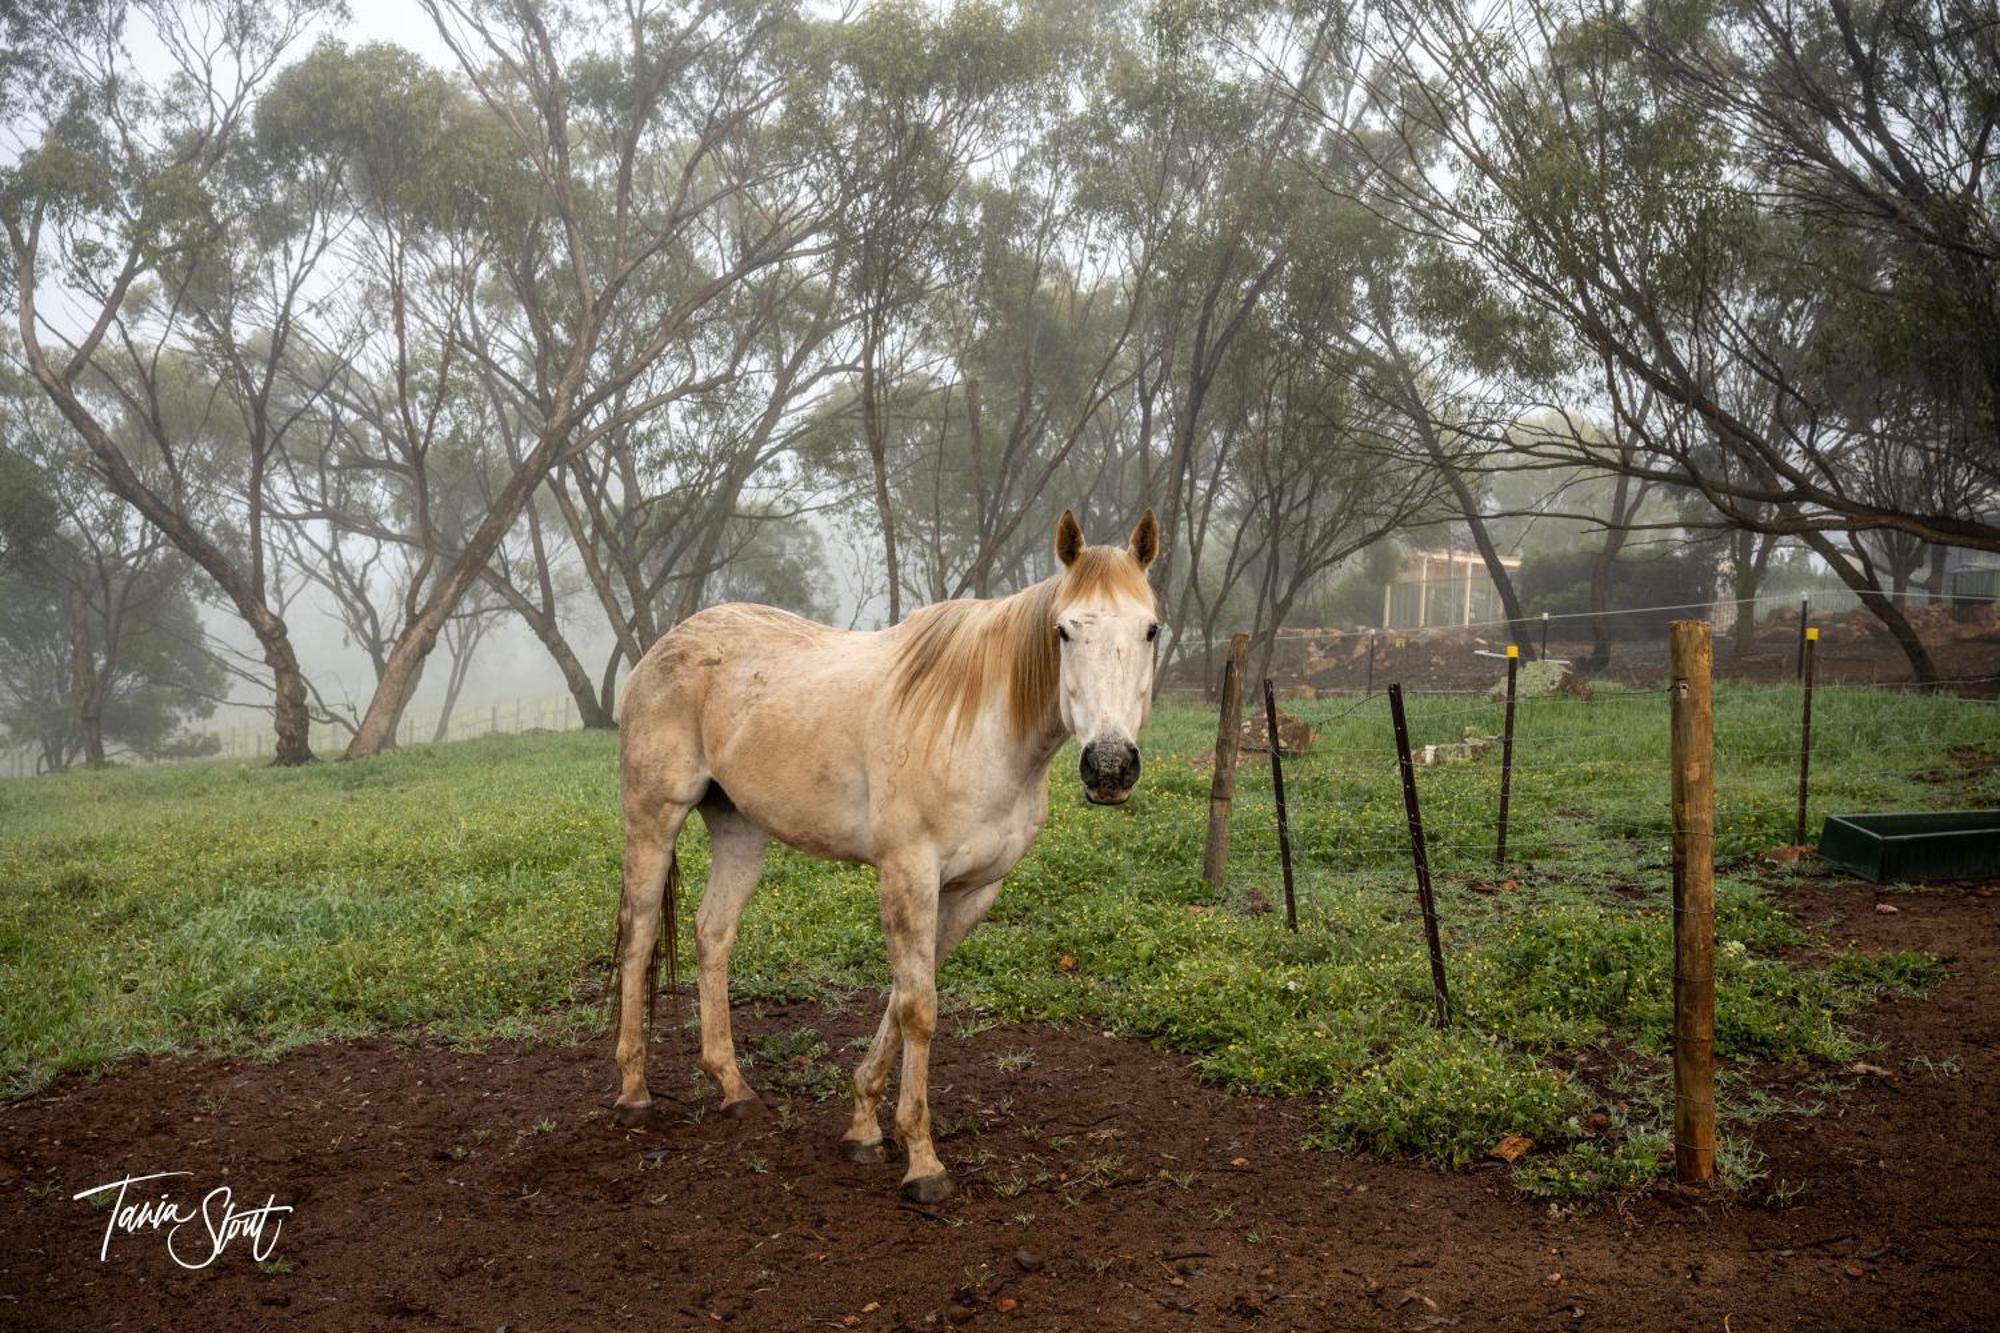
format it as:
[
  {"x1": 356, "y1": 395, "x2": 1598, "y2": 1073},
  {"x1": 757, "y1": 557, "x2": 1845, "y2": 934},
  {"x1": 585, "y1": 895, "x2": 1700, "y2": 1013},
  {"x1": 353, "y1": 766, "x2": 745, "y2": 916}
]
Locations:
[{"x1": 611, "y1": 509, "x2": 1159, "y2": 1201}]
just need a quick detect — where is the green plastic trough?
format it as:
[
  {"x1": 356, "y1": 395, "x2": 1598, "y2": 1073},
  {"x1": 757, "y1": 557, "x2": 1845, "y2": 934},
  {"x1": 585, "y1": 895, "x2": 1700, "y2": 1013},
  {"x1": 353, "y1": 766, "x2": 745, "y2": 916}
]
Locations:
[{"x1": 1816, "y1": 810, "x2": 2000, "y2": 883}]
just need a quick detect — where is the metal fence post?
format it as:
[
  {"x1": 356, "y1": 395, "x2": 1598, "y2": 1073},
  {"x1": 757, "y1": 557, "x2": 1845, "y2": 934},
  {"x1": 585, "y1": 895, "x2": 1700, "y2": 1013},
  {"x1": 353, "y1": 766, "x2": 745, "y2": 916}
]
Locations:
[
  {"x1": 1796, "y1": 626, "x2": 1818, "y2": 846},
  {"x1": 1795, "y1": 595, "x2": 1810, "y2": 680},
  {"x1": 1388, "y1": 684, "x2": 1451, "y2": 1027},
  {"x1": 1262, "y1": 677, "x2": 1298, "y2": 933},
  {"x1": 1496, "y1": 645, "x2": 1519, "y2": 870}
]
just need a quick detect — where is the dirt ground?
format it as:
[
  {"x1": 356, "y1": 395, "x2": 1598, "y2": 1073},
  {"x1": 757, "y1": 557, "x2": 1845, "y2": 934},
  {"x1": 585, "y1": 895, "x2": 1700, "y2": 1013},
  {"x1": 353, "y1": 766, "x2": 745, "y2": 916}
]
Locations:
[{"x1": 3, "y1": 878, "x2": 1995, "y2": 1332}]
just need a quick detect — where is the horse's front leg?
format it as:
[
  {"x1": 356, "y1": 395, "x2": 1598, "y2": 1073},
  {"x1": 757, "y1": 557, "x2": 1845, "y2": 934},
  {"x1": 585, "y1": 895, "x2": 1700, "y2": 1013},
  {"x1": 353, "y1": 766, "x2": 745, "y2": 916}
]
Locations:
[
  {"x1": 872, "y1": 855, "x2": 951, "y2": 1202},
  {"x1": 841, "y1": 879, "x2": 1001, "y2": 1165}
]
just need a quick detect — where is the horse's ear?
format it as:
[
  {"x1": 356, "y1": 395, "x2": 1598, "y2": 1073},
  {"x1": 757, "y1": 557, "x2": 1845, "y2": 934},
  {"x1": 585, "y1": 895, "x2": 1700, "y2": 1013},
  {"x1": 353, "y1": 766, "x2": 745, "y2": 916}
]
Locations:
[
  {"x1": 1128, "y1": 508, "x2": 1159, "y2": 570},
  {"x1": 1055, "y1": 508, "x2": 1085, "y2": 567}
]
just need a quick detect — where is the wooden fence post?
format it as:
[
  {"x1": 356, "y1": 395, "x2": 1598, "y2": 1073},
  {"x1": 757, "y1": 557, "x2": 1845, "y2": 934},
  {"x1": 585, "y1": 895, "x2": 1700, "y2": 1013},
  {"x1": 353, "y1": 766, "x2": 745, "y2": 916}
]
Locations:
[
  {"x1": 1669, "y1": 620, "x2": 1717, "y2": 1184},
  {"x1": 1262, "y1": 677, "x2": 1298, "y2": 933},
  {"x1": 1201, "y1": 633, "x2": 1252, "y2": 889}
]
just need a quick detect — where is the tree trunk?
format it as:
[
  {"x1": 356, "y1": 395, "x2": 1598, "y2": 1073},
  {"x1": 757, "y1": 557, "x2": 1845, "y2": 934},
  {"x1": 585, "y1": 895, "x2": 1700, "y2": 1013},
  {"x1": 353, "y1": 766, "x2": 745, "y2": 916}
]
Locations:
[
  {"x1": 964, "y1": 378, "x2": 992, "y2": 599},
  {"x1": 1438, "y1": 457, "x2": 1535, "y2": 653},
  {"x1": 1728, "y1": 529, "x2": 1776, "y2": 662},
  {"x1": 431, "y1": 648, "x2": 472, "y2": 744},
  {"x1": 599, "y1": 644, "x2": 622, "y2": 721},
  {"x1": 1385, "y1": 352, "x2": 1536, "y2": 655},
  {"x1": 344, "y1": 623, "x2": 435, "y2": 758},
  {"x1": 1583, "y1": 474, "x2": 1632, "y2": 674},
  {"x1": 23, "y1": 360, "x2": 316, "y2": 765},
  {"x1": 69, "y1": 591, "x2": 105, "y2": 766},
  {"x1": 860, "y1": 337, "x2": 903, "y2": 624},
  {"x1": 483, "y1": 570, "x2": 614, "y2": 729},
  {"x1": 344, "y1": 419, "x2": 583, "y2": 758},
  {"x1": 260, "y1": 628, "x2": 316, "y2": 764},
  {"x1": 1802, "y1": 531, "x2": 1939, "y2": 684}
]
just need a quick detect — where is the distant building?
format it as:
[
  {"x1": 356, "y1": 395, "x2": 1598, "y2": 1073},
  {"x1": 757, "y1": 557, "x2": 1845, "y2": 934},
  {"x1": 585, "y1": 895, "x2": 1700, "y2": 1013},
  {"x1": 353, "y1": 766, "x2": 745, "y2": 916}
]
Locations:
[
  {"x1": 1382, "y1": 549, "x2": 1522, "y2": 629},
  {"x1": 1943, "y1": 543, "x2": 2000, "y2": 601}
]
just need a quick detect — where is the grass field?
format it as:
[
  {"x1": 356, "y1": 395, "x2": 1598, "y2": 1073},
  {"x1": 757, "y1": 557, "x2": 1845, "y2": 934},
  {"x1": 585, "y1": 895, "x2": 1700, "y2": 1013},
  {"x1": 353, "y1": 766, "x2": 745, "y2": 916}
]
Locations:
[{"x1": 3, "y1": 684, "x2": 1994, "y2": 1199}]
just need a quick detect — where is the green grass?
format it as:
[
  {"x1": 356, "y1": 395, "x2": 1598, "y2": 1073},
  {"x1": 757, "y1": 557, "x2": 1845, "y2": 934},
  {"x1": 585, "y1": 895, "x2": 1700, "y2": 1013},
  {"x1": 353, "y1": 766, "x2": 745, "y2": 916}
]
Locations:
[{"x1": 2, "y1": 683, "x2": 1992, "y2": 1196}]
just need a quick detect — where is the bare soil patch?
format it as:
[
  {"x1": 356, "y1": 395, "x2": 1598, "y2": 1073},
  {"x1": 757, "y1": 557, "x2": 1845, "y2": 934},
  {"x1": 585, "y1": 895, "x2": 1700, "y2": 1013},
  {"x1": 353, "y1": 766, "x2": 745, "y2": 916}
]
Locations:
[{"x1": 3, "y1": 880, "x2": 1994, "y2": 1331}]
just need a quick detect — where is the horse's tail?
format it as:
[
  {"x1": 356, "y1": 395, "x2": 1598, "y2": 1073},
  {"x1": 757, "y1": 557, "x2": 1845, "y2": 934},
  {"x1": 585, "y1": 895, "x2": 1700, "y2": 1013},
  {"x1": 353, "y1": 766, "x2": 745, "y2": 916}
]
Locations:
[
  {"x1": 609, "y1": 847, "x2": 683, "y2": 1047},
  {"x1": 655, "y1": 850, "x2": 681, "y2": 1041}
]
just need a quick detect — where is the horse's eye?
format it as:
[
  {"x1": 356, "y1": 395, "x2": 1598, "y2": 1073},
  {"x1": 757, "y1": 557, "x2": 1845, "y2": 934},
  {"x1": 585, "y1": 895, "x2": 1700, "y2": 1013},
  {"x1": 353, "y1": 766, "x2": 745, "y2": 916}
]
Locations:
[
  {"x1": 1145, "y1": 623, "x2": 1160, "y2": 642},
  {"x1": 1056, "y1": 624, "x2": 1070, "y2": 643}
]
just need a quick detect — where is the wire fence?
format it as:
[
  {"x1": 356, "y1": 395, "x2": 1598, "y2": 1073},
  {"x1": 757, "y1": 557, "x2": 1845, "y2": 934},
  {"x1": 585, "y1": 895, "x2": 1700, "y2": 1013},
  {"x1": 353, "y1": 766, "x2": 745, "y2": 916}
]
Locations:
[
  {"x1": 1196, "y1": 630, "x2": 2000, "y2": 938},
  {"x1": 1218, "y1": 586, "x2": 2000, "y2": 697},
  {"x1": 1, "y1": 693, "x2": 598, "y2": 777},
  {"x1": 5, "y1": 588, "x2": 1996, "y2": 778},
  {"x1": 227, "y1": 694, "x2": 595, "y2": 762}
]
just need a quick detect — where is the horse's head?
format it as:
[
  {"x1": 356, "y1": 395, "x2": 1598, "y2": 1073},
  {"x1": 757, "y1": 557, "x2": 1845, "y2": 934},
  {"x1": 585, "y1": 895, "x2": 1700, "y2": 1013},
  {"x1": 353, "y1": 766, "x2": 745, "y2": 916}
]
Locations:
[{"x1": 1051, "y1": 508, "x2": 1160, "y2": 806}]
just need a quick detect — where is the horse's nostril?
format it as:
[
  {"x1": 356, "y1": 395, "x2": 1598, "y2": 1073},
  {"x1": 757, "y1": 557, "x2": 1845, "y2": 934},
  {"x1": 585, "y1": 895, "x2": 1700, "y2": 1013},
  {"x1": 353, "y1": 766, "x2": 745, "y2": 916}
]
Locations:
[{"x1": 1080, "y1": 740, "x2": 1141, "y2": 791}]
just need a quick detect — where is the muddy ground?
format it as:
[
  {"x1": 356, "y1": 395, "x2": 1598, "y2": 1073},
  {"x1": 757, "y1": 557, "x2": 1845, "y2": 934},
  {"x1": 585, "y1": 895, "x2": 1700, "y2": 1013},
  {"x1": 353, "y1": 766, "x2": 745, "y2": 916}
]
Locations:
[{"x1": 3, "y1": 878, "x2": 1994, "y2": 1332}]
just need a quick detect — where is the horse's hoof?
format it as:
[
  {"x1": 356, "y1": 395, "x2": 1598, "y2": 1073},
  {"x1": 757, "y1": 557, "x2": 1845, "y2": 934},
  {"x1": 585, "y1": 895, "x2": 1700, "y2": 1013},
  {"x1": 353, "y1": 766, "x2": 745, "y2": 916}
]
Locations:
[
  {"x1": 840, "y1": 1137, "x2": 887, "y2": 1164},
  {"x1": 901, "y1": 1171, "x2": 955, "y2": 1205},
  {"x1": 611, "y1": 1100, "x2": 656, "y2": 1128},
  {"x1": 721, "y1": 1094, "x2": 767, "y2": 1121}
]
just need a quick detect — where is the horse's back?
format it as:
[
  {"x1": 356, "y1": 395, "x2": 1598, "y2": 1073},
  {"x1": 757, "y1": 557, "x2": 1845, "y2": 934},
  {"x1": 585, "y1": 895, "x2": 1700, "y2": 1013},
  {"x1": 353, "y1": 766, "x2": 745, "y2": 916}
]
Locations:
[{"x1": 621, "y1": 603, "x2": 890, "y2": 859}]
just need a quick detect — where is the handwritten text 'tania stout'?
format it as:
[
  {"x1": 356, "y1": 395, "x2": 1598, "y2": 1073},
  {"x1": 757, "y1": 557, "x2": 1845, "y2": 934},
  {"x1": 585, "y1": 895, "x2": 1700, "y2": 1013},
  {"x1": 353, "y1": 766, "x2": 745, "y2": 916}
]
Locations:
[{"x1": 73, "y1": 1171, "x2": 293, "y2": 1269}]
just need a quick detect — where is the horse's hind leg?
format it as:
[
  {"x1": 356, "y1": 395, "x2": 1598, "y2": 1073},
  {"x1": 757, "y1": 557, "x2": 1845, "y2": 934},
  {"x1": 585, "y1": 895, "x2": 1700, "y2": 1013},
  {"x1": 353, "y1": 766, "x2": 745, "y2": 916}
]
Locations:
[
  {"x1": 611, "y1": 795, "x2": 694, "y2": 1124},
  {"x1": 695, "y1": 799, "x2": 769, "y2": 1117}
]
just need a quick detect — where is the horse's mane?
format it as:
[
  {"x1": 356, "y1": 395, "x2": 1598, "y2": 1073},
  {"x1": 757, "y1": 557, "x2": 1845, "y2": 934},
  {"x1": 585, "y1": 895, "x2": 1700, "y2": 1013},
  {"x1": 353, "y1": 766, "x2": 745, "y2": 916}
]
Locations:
[{"x1": 891, "y1": 547, "x2": 1150, "y2": 745}]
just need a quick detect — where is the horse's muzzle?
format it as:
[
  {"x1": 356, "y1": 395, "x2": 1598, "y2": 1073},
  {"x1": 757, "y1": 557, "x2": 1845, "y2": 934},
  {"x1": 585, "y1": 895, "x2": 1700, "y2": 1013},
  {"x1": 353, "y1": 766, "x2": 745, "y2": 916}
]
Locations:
[{"x1": 1080, "y1": 739, "x2": 1141, "y2": 805}]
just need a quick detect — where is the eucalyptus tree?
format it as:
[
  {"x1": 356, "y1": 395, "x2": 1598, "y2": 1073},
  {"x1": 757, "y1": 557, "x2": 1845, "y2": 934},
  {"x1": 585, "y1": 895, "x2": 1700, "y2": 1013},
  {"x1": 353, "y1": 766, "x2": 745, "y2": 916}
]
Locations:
[
  {"x1": 908, "y1": 143, "x2": 1154, "y2": 600},
  {"x1": 0, "y1": 382, "x2": 223, "y2": 770},
  {"x1": 543, "y1": 255, "x2": 850, "y2": 700},
  {"x1": 318, "y1": 0, "x2": 827, "y2": 756},
  {"x1": 2, "y1": 0, "x2": 346, "y2": 763},
  {"x1": 1329, "y1": 0, "x2": 1999, "y2": 678},
  {"x1": 790, "y1": 0, "x2": 1054, "y2": 622},
  {"x1": 843, "y1": 158, "x2": 1153, "y2": 607},
  {"x1": 1079, "y1": 0, "x2": 1385, "y2": 666},
  {"x1": 1181, "y1": 202, "x2": 1447, "y2": 687},
  {"x1": 252, "y1": 37, "x2": 523, "y2": 733}
]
